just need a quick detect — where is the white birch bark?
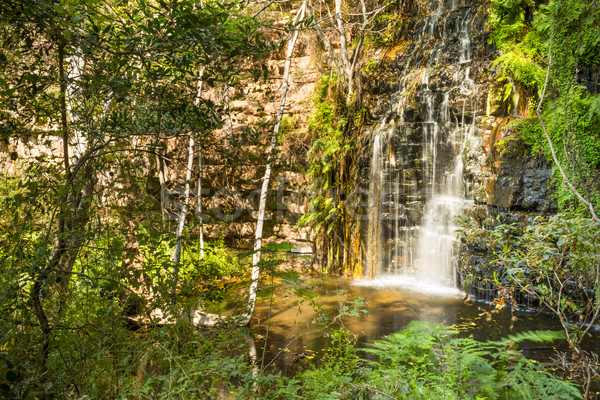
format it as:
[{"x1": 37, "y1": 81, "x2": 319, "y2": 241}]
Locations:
[
  {"x1": 347, "y1": 0, "x2": 368, "y2": 101},
  {"x1": 155, "y1": 152, "x2": 170, "y2": 220},
  {"x1": 171, "y1": 66, "x2": 207, "y2": 285},
  {"x1": 334, "y1": 0, "x2": 352, "y2": 96},
  {"x1": 240, "y1": 1, "x2": 307, "y2": 325},
  {"x1": 171, "y1": 136, "x2": 195, "y2": 270},
  {"x1": 67, "y1": 54, "x2": 86, "y2": 157},
  {"x1": 197, "y1": 150, "x2": 205, "y2": 260},
  {"x1": 308, "y1": 0, "x2": 343, "y2": 75},
  {"x1": 195, "y1": 67, "x2": 206, "y2": 260},
  {"x1": 310, "y1": 0, "x2": 385, "y2": 102}
]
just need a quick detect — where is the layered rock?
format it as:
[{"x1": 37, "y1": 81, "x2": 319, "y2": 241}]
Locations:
[
  {"x1": 351, "y1": 1, "x2": 490, "y2": 278},
  {"x1": 348, "y1": 0, "x2": 560, "y2": 280}
]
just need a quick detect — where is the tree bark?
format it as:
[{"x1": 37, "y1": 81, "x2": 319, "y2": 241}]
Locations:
[
  {"x1": 171, "y1": 136, "x2": 195, "y2": 287},
  {"x1": 334, "y1": 0, "x2": 352, "y2": 98},
  {"x1": 197, "y1": 149, "x2": 205, "y2": 260},
  {"x1": 170, "y1": 66, "x2": 208, "y2": 294},
  {"x1": 30, "y1": 43, "x2": 107, "y2": 368},
  {"x1": 309, "y1": 0, "x2": 384, "y2": 103},
  {"x1": 309, "y1": 0, "x2": 343, "y2": 75},
  {"x1": 155, "y1": 150, "x2": 170, "y2": 221},
  {"x1": 30, "y1": 42, "x2": 70, "y2": 369},
  {"x1": 240, "y1": 1, "x2": 307, "y2": 325},
  {"x1": 195, "y1": 67, "x2": 206, "y2": 260}
]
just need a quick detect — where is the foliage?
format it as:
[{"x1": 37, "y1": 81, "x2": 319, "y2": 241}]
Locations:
[
  {"x1": 489, "y1": 0, "x2": 600, "y2": 216},
  {"x1": 283, "y1": 321, "x2": 580, "y2": 400},
  {"x1": 288, "y1": 327, "x2": 359, "y2": 400},
  {"x1": 511, "y1": 106, "x2": 599, "y2": 216},
  {"x1": 140, "y1": 226, "x2": 246, "y2": 285},
  {"x1": 364, "y1": 4, "x2": 404, "y2": 48},
  {"x1": 300, "y1": 74, "x2": 352, "y2": 271},
  {"x1": 488, "y1": 0, "x2": 544, "y2": 103},
  {"x1": 0, "y1": 0, "x2": 275, "y2": 396},
  {"x1": 192, "y1": 239, "x2": 246, "y2": 280},
  {"x1": 518, "y1": 91, "x2": 600, "y2": 213},
  {"x1": 458, "y1": 214, "x2": 600, "y2": 364},
  {"x1": 0, "y1": 172, "x2": 257, "y2": 398},
  {"x1": 0, "y1": 314, "x2": 263, "y2": 399},
  {"x1": 489, "y1": 0, "x2": 535, "y2": 49}
]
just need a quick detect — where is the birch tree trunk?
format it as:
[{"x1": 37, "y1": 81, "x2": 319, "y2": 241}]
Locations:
[
  {"x1": 155, "y1": 151, "x2": 170, "y2": 220},
  {"x1": 31, "y1": 45, "x2": 101, "y2": 368},
  {"x1": 309, "y1": 0, "x2": 384, "y2": 103},
  {"x1": 171, "y1": 136, "x2": 195, "y2": 276},
  {"x1": 334, "y1": 0, "x2": 352, "y2": 99},
  {"x1": 196, "y1": 67, "x2": 206, "y2": 260},
  {"x1": 239, "y1": 1, "x2": 307, "y2": 325},
  {"x1": 30, "y1": 44, "x2": 70, "y2": 367},
  {"x1": 309, "y1": 1, "x2": 343, "y2": 74},
  {"x1": 66, "y1": 53, "x2": 85, "y2": 157},
  {"x1": 171, "y1": 66, "x2": 207, "y2": 290},
  {"x1": 197, "y1": 150, "x2": 205, "y2": 260}
]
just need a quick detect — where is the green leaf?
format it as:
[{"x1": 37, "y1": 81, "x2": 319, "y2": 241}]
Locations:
[{"x1": 5, "y1": 370, "x2": 17, "y2": 383}]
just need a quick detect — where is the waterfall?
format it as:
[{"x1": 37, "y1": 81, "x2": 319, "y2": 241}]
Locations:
[
  {"x1": 365, "y1": 6, "x2": 477, "y2": 287},
  {"x1": 366, "y1": 129, "x2": 384, "y2": 278}
]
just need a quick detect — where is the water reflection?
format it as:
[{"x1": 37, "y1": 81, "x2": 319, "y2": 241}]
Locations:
[{"x1": 253, "y1": 277, "x2": 600, "y2": 376}]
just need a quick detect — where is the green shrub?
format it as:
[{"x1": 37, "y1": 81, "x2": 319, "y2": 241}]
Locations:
[
  {"x1": 458, "y1": 214, "x2": 600, "y2": 368},
  {"x1": 284, "y1": 321, "x2": 580, "y2": 399},
  {"x1": 185, "y1": 238, "x2": 246, "y2": 281}
]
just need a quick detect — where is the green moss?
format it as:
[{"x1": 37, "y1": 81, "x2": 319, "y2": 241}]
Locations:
[{"x1": 489, "y1": 0, "x2": 600, "y2": 216}]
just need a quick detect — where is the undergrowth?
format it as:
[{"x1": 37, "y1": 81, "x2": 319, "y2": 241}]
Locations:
[{"x1": 280, "y1": 321, "x2": 580, "y2": 399}]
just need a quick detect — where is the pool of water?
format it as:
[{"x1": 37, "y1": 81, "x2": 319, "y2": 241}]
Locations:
[{"x1": 252, "y1": 276, "x2": 600, "y2": 376}]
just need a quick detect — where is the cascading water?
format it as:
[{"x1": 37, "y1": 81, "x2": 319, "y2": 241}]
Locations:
[{"x1": 365, "y1": 5, "x2": 479, "y2": 288}]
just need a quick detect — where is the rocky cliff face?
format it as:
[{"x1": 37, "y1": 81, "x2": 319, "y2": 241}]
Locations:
[
  {"x1": 1, "y1": 52, "x2": 318, "y2": 263},
  {"x1": 347, "y1": 0, "x2": 558, "y2": 279},
  {"x1": 157, "y1": 53, "x2": 319, "y2": 259}
]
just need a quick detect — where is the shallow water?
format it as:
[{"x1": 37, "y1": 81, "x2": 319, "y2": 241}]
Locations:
[{"x1": 253, "y1": 276, "x2": 600, "y2": 376}]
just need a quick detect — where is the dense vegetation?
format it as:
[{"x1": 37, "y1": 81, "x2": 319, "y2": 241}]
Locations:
[
  {"x1": 1, "y1": 0, "x2": 598, "y2": 398},
  {"x1": 489, "y1": 0, "x2": 600, "y2": 215},
  {"x1": 458, "y1": 0, "x2": 600, "y2": 397}
]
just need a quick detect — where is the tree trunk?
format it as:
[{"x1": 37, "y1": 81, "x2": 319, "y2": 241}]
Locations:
[
  {"x1": 30, "y1": 43, "x2": 108, "y2": 368},
  {"x1": 195, "y1": 67, "x2": 206, "y2": 260},
  {"x1": 240, "y1": 1, "x2": 307, "y2": 325},
  {"x1": 30, "y1": 42, "x2": 70, "y2": 369},
  {"x1": 197, "y1": 149, "x2": 205, "y2": 260},
  {"x1": 170, "y1": 66, "x2": 207, "y2": 294},
  {"x1": 171, "y1": 136, "x2": 195, "y2": 289},
  {"x1": 66, "y1": 53, "x2": 85, "y2": 157},
  {"x1": 155, "y1": 150, "x2": 170, "y2": 221},
  {"x1": 334, "y1": 0, "x2": 352, "y2": 99},
  {"x1": 309, "y1": 0, "x2": 343, "y2": 76}
]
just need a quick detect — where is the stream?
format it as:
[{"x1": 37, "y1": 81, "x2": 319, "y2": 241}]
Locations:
[{"x1": 253, "y1": 276, "x2": 600, "y2": 377}]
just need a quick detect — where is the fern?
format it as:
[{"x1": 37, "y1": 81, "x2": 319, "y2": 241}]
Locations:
[
  {"x1": 355, "y1": 322, "x2": 580, "y2": 400},
  {"x1": 499, "y1": 330, "x2": 566, "y2": 346},
  {"x1": 587, "y1": 94, "x2": 600, "y2": 123},
  {"x1": 503, "y1": 361, "x2": 582, "y2": 400}
]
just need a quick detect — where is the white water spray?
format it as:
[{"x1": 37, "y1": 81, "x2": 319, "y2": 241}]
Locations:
[{"x1": 366, "y1": 7, "x2": 476, "y2": 289}]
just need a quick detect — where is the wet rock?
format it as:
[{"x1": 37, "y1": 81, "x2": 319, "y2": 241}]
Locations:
[{"x1": 484, "y1": 136, "x2": 556, "y2": 212}]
